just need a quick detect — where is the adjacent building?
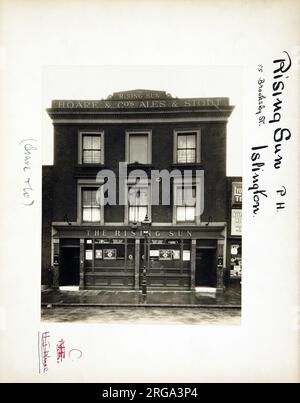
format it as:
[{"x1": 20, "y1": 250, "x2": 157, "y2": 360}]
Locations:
[
  {"x1": 226, "y1": 178, "x2": 242, "y2": 286},
  {"x1": 42, "y1": 89, "x2": 241, "y2": 293}
]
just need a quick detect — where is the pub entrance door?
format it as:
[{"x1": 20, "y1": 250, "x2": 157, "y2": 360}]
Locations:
[
  {"x1": 59, "y1": 247, "x2": 80, "y2": 286},
  {"x1": 195, "y1": 248, "x2": 216, "y2": 287}
]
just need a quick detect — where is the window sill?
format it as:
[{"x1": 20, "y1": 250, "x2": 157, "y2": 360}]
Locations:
[
  {"x1": 127, "y1": 163, "x2": 154, "y2": 168},
  {"x1": 74, "y1": 164, "x2": 107, "y2": 178},
  {"x1": 76, "y1": 163, "x2": 106, "y2": 168},
  {"x1": 171, "y1": 163, "x2": 203, "y2": 169},
  {"x1": 176, "y1": 222, "x2": 197, "y2": 225},
  {"x1": 82, "y1": 222, "x2": 103, "y2": 225}
]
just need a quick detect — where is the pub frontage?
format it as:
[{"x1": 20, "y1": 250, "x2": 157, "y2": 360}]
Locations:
[
  {"x1": 52, "y1": 226, "x2": 226, "y2": 290},
  {"x1": 42, "y1": 89, "x2": 237, "y2": 295}
]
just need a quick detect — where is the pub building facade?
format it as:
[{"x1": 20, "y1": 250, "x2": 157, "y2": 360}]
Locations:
[{"x1": 42, "y1": 89, "x2": 236, "y2": 293}]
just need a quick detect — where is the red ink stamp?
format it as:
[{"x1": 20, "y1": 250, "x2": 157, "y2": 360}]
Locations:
[{"x1": 56, "y1": 339, "x2": 66, "y2": 363}]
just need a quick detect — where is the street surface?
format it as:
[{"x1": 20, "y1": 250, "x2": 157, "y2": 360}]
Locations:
[{"x1": 41, "y1": 306, "x2": 241, "y2": 325}]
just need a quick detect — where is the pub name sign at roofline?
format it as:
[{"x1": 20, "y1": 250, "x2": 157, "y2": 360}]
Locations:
[{"x1": 51, "y1": 98, "x2": 229, "y2": 110}]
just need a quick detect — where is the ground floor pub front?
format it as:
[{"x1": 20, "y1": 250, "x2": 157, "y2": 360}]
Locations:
[{"x1": 51, "y1": 226, "x2": 227, "y2": 292}]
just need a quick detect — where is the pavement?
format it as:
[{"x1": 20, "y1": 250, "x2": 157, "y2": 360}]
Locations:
[
  {"x1": 41, "y1": 306, "x2": 241, "y2": 325},
  {"x1": 41, "y1": 287, "x2": 241, "y2": 308}
]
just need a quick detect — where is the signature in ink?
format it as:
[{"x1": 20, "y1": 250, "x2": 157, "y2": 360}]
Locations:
[{"x1": 40, "y1": 331, "x2": 51, "y2": 373}]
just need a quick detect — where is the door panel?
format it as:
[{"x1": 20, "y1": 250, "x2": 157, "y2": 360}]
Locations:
[
  {"x1": 195, "y1": 249, "x2": 216, "y2": 287},
  {"x1": 60, "y1": 247, "x2": 80, "y2": 286},
  {"x1": 140, "y1": 240, "x2": 191, "y2": 289}
]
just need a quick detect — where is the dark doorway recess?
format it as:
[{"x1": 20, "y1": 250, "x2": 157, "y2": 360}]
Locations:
[
  {"x1": 59, "y1": 247, "x2": 80, "y2": 286},
  {"x1": 195, "y1": 248, "x2": 216, "y2": 287}
]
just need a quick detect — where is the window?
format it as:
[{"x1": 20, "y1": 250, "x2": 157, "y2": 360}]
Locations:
[
  {"x1": 172, "y1": 172, "x2": 204, "y2": 225},
  {"x1": 81, "y1": 133, "x2": 103, "y2": 164},
  {"x1": 82, "y1": 188, "x2": 101, "y2": 222},
  {"x1": 177, "y1": 133, "x2": 196, "y2": 163},
  {"x1": 175, "y1": 186, "x2": 196, "y2": 222},
  {"x1": 174, "y1": 130, "x2": 200, "y2": 163},
  {"x1": 82, "y1": 134, "x2": 101, "y2": 163},
  {"x1": 126, "y1": 131, "x2": 151, "y2": 164},
  {"x1": 128, "y1": 186, "x2": 149, "y2": 223}
]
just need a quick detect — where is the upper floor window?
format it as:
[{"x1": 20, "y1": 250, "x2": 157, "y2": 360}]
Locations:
[
  {"x1": 82, "y1": 188, "x2": 101, "y2": 222},
  {"x1": 83, "y1": 134, "x2": 101, "y2": 163},
  {"x1": 126, "y1": 131, "x2": 152, "y2": 164},
  {"x1": 175, "y1": 185, "x2": 197, "y2": 223},
  {"x1": 174, "y1": 130, "x2": 201, "y2": 164},
  {"x1": 79, "y1": 132, "x2": 104, "y2": 164},
  {"x1": 128, "y1": 186, "x2": 149, "y2": 223}
]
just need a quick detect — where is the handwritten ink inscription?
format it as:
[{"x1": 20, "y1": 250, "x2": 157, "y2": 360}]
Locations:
[
  {"x1": 256, "y1": 64, "x2": 266, "y2": 126},
  {"x1": 276, "y1": 185, "x2": 287, "y2": 211},
  {"x1": 249, "y1": 145, "x2": 268, "y2": 216},
  {"x1": 269, "y1": 51, "x2": 292, "y2": 170},
  {"x1": 19, "y1": 139, "x2": 37, "y2": 206},
  {"x1": 40, "y1": 331, "x2": 51, "y2": 373},
  {"x1": 56, "y1": 339, "x2": 66, "y2": 363},
  {"x1": 249, "y1": 51, "x2": 292, "y2": 216},
  {"x1": 39, "y1": 331, "x2": 83, "y2": 374}
]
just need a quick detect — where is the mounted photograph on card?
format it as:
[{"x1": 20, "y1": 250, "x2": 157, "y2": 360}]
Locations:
[
  {"x1": 41, "y1": 66, "x2": 242, "y2": 325},
  {"x1": 2, "y1": 0, "x2": 300, "y2": 384}
]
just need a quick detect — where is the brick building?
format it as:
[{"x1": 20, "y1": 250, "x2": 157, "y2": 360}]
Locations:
[{"x1": 42, "y1": 89, "x2": 240, "y2": 293}]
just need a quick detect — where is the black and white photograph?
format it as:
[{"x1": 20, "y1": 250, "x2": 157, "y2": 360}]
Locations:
[
  {"x1": 41, "y1": 71, "x2": 243, "y2": 325},
  {"x1": 0, "y1": 0, "x2": 299, "y2": 384}
]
